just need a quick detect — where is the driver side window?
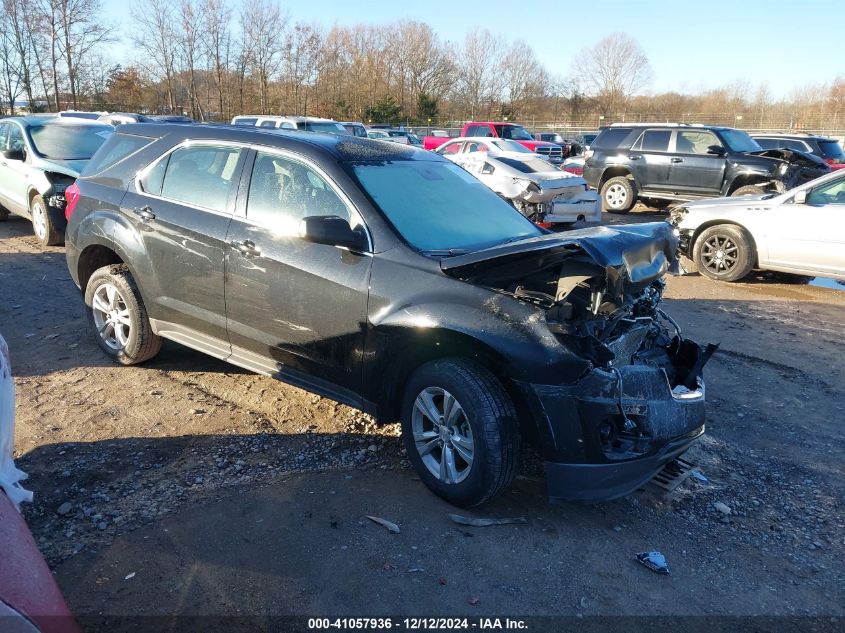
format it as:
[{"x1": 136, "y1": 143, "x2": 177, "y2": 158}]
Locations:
[
  {"x1": 246, "y1": 152, "x2": 352, "y2": 235},
  {"x1": 7, "y1": 125, "x2": 24, "y2": 153},
  {"x1": 807, "y1": 179, "x2": 845, "y2": 205}
]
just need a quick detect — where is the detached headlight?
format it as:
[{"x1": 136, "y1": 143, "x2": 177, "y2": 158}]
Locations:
[{"x1": 669, "y1": 206, "x2": 688, "y2": 226}]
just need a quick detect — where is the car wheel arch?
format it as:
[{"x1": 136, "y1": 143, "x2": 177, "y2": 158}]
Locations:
[
  {"x1": 372, "y1": 326, "x2": 510, "y2": 423},
  {"x1": 599, "y1": 166, "x2": 638, "y2": 190},
  {"x1": 726, "y1": 173, "x2": 771, "y2": 195},
  {"x1": 77, "y1": 243, "x2": 126, "y2": 294}
]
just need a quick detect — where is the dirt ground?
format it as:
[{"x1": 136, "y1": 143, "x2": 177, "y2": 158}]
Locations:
[{"x1": 1, "y1": 210, "x2": 843, "y2": 627}]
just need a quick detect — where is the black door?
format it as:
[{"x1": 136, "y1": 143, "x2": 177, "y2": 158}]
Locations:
[
  {"x1": 224, "y1": 149, "x2": 372, "y2": 401},
  {"x1": 628, "y1": 129, "x2": 673, "y2": 190},
  {"x1": 120, "y1": 142, "x2": 246, "y2": 349},
  {"x1": 668, "y1": 130, "x2": 726, "y2": 194}
]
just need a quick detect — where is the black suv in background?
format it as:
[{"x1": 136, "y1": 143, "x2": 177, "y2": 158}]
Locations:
[
  {"x1": 751, "y1": 133, "x2": 845, "y2": 168},
  {"x1": 584, "y1": 124, "x2": 830, "y2": 213},
  {"x1": 64, "y1": 124, "x2": 712, "y2": 507}
]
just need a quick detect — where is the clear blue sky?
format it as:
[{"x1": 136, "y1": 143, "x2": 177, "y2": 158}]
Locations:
[{"x1": 101, "y1": 0, "x2": 844, "y2": 97}]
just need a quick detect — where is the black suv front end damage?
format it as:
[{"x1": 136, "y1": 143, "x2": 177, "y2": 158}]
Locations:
[
  {"x1": 442, "y1": 223, "x2": 715, "y2": 502},
  {"x1": 741, "y1": 148, "x2": 831, "y2": 193}
]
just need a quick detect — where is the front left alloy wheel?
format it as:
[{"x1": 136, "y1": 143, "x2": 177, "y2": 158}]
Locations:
[
  {"x1": 401, "y1": 358, "x2": 519, "y2": 507},
  {"x1": 85, "y1": 264, "x2": 162, "y2": 365},
  {"x1": 30, "y1": 194, "x2": 64, "y2": 246}
]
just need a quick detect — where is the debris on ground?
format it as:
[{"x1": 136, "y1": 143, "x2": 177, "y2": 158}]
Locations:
[
  {"x1": 366, "y1": 515, "x2": 400, "y2": 534},
  {"x1": 124, "y1": 572, "x2": 136, "y2": 581},
  {"x1": 467, "y1": 597, "x2": 480, "y2": 606},
  {"x1": 636, "y1": 551, "x2": 670, "y2": 575},
  {"x1": 690, "y1": 469, "x2": 709, "y2": 483},
  {"x1": 713, "y1": 502, "x2": 732, "y2": 515},
  {"x1": 448, "y1": 514, "x2": 527, "y2": 527}
]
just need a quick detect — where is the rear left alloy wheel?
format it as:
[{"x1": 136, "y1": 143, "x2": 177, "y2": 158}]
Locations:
[
  {"x1": 401, "y1": 358, "x2": 519, "y2": 507},
  {"x1": 30, "y1": 194, "x2": 64, "y2": 246},
  {"x1": 85, "y1": 264, "x2": 162, "y2": 365}
]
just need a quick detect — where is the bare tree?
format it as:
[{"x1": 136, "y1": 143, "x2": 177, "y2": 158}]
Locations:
[
  {"x1": 130, "y1": 0, "x2": 178, "y2": 113},
  {"x1": 573, "y1": 32, "x2": 652, "y2": 116},
  {"x1": 177, "y1": 0, "x2": 204, "y2": 119},
  {"x1": 0, "y1": 14, "x2": 22, "y2": 113},
  {"x1": 2, "y1": 0, "x2": 35, "y2": 110},
  {"x1": 284, "y1": 22, "x2": 321, "y2": 115},
  {"x1": 240, "y1": 0, "x2": 286, "y2": 114},
  {"x1": 457, "y1": 28, "x2": 505, "y2": 119},
  {"x1": 202, "y1": 0, "x2": 232, "y2": 119}
]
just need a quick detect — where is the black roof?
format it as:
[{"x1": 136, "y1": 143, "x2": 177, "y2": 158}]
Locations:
[{"x1": 117, "y1": 122, "x2": 435, "y2": 163}]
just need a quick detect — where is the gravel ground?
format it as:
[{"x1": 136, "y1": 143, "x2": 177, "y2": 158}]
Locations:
[{"x1": 1, "y1": 211, "x2": 843, "y2": 622}]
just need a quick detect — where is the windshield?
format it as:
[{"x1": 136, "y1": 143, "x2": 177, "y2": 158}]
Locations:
[
  {"x1": 497, "y1": 157, "x2": 556, "y2": 174},
  {"x1": 818, "y1": 140, "x2": 845, "y2": 160},
  {"x1": 28, "y1": 124, "x2": 113, "y2": 160},
  {"x1": 352, "y1": 160, "x2": 542, "y2": 252},
  {"x1": 490, "y1": 140, "x2": 532, "y2": 153},
  {"x1": 720, "y1": 129, "x2": 762, "y2": 153},
  {"x1": 303, "y1": 122, "x2": 347, "y2": 134},
  {"x1": 495, "y1": 125, "x2": 534, "y2": 141}
]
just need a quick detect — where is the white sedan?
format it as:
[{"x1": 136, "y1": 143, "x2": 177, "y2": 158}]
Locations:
[
  {"x1": 434, "y1": 137, "x2": 600, "y2": 225},
  {"x1": 671, "y1": 169, "x2": 845, "y2": 281}
]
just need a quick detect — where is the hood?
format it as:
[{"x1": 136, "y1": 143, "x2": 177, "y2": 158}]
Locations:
[
  {"x1": 41, "y1": 158, "x2": 88, "y2": 177},
  {"x1": 682, "y1": 194, "x2": 775, "y2": 210},
  {"x1": 745, "y1": 148, "x2": 829, "y2": 170},
  {"x1": 441, "y1": 222, "x2": 678, "y2": 295},
  {"x1": 519, "y1": 140, "x2": 556, "y2": 150}
]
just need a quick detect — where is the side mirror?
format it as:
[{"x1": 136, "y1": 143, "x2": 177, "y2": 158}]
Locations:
[
  {"x1": 299, "y1": 215, "x2": 367, "y2": 251},
  {"x1": 706, "y1": 145, "x2": 726, "y2": 156},
  {"x1": 2, "y1": 149, "x2": 24, "y2": 161},
  {"x1": 793, "y1": 190, "x2": 807, "y2": 204}
]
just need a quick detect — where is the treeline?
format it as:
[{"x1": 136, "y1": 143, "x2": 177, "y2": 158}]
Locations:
[{"x1": 1, "y1": 0, "x2": 843, "y2": 131}]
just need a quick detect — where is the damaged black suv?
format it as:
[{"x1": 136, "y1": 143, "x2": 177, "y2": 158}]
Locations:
[
  {"x1": 65, "y1": 124, "x2": 712, "y2": 506},
  {"x1": 584, "y1": 124, "x2": 830, "y2": 213}
]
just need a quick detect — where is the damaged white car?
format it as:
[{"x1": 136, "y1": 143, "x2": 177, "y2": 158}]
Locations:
[{"x1": 435, "y1": 137, "x2": 600, "y2": 226}]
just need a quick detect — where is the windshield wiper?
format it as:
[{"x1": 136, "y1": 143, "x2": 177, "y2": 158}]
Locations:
[{"x1": 422, "y1": 248, "x2": 470, "y2": 257}]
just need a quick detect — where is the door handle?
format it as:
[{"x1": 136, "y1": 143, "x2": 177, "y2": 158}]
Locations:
[
  {"x1": 671, "y1": 158, "x2": 684, "y2": 163},
  {"x1": 133, "y1": 205, "x2": 156, "y2": 221},
  {"x1": 628, "y1": 155, "x2": 642, "y2": 160},
  {"x1": 230, "y1": 239, "x2": 261, "y2": 257}
]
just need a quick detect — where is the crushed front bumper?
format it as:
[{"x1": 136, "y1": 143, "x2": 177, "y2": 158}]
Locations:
[{"x1": 517, "y1": 361, "x2": 707, "y2": 502}]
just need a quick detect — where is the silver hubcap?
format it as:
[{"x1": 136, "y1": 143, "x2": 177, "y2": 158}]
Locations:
[
  {"x1": 412, "y1": 387, "x2": 474, "y2": 484},
  {"x1": 701, "y1": 235, "x2": 738, "y2": 273},
  {"x1": 605, "y1": 183, "x2": 628, "y2": 209},
  {"x1": 92, "y1": 283, "x2": 132, "y2": 350},
  {"x1": 32, "y1": 201, "x2": 47, "y2": 240}
]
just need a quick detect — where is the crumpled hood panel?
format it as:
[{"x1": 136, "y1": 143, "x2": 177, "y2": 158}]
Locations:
[{"x1": 441, "y1": 222, "x2": 678, "y2": 290}]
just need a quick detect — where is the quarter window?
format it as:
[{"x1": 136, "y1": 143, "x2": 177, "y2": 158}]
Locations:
[
  {"x1": 158, "y1": 145, "x2": 242, "y2": 212},
  {"x1": 246, "y1": 152, "x2": 351, "y2": 235}
]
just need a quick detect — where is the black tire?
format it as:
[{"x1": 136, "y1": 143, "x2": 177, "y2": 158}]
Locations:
[
  {"x1": 30, "y1": 194, "x2": 64, "y2": 246},
  {"x1": 600, "y1": 176, "x2": 637, "y2": 213},
  {"x1": 84, "y1": 264, "x2": 162, "y2": 365},
  {"x1": 693, "y1": 224, "x2": 755, "y2": 282},
  {"x1": 400, "y1": 358, "x2": 520, "y2": 507},
  {"x1": 0, "y1": 207, "x2": 9, "y2": 221},
  {"x1": 731, "y1": 184, "x2": 767, "y2": 197}
]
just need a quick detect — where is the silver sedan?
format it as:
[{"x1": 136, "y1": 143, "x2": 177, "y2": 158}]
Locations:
[{"x1": 671, "y1": 170, "x2": 845, "y2": 282}]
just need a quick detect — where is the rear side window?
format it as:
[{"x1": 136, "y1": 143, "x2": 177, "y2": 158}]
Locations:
[
  {"x1": 754, "y1": 137, "x2": 778, "y2": 149},
  {"x1": 634, "y1": 130, "x2": 671, "y2": 152},
  {"x1": 85, "y1": 133, "x2": 154, "y2": 175},
  {"x1": 259, "y1": 121, "x2": 277, "y2": 128},
  {"x1": 818, "y1": 141, "x2": 844, "y2": 160},
  {"x1": 158, "y1": 145, "x2": 242, "y2": 212},
  {"x1": 233, "y1": 118, "x2": 257, "y2": 126},
  {"x1": 591, "y1": 127, "x2": 633, "y2": 150}
]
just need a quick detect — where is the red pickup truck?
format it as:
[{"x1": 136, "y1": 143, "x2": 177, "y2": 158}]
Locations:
[{"x1": 424, "y1": 122, "x2": 564, "y2": 164}]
